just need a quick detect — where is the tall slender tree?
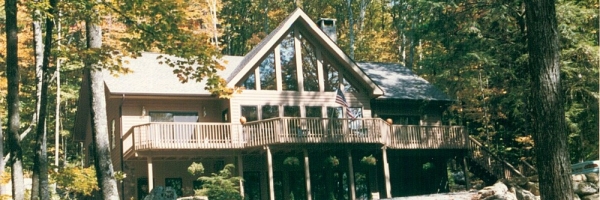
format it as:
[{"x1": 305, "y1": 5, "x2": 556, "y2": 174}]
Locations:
[
  {"x1": 5, "y1": 0, "x2": 25, "y2": 198},
  {"x1": 31, "y1": 0, "x2": 58, "y2": 198},
  {"x1": 86, "y1": 1, "x2": 120, "y2": 199},
  {"x1": 525, "y1": 0, "x2": 574, "y2": 198},
  {"x1": 31, "y1": 0, "x2": 45, "y2": 198}
]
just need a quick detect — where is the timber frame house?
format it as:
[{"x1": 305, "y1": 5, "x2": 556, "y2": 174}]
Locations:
[{"x1": 73, "y1": 8, "x2": 520, "y2": 200}]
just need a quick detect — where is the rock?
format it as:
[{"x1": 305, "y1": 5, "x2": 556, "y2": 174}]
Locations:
[
  {"x1": 586, "y1": 173, "x2": 599, "y2": 183},
  {"x1": 528, "y1": 175, "x2": 539, "y2": 182},
  {"x1": 573, "y1": 174, "x2": 587, "y2": 182},
  {"x1": 515, "y1": 188, "x2": 536, "y2": 200},
  {"x1": 526, "y1": 182, "x2": 540, "y2": 196},
  {"x1": 144, "y1": 186, "x2": 178, "y2": 200},
  {"x1": 512, "y1": 177, "x2": 529, "y2": 187},
  {"x1": 479, "y1": 187, "x2": 495, "y2": 199},
  {"x1": 574, "y1": 182, "x2": 599, "y2": 195},
  {"x1": 481, "y1": 193, "x2": 517, "y2": 200},
  {"x1": 474, "y1": 182, "x2": 486, "y2": 190},
  {"x1": 504, "y1": 192, "x2": 518, "y2": 200},
  {"x1": 481, "y1": 194, "x2": 506, "y2": 200},
  {"x1": 451, "y1": 170, "x2": 466, "y2": 184},
  {"x1": 491, "y1": 182, "x2": 509, "y2": 195},
  {"x1": 581, "y1": 193, "x2": 599, "y2": 200}
]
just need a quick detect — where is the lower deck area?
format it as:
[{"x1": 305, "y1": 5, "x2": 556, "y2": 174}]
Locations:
[{"x1": 118, "y1": 146, "x2": 466, "y2": 200}]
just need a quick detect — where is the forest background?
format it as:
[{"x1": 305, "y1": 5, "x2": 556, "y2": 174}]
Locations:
[{"x1": 0, "y1": 0, "x2": 598, "y2": 198}]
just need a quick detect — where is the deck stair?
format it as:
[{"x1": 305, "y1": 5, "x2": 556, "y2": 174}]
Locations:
[{"x1": 466, "y1": 136, "x2": 527, "y2": 184}]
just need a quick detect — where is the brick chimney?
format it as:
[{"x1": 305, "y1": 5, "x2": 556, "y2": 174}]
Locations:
[{"x1": 317, "y1": 18, "x2": 337, "y2": 43}]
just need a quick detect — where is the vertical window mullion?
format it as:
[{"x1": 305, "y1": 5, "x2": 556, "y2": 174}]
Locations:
[
  {"x1": 275, "y1": 46, "x2": 282, "y2": 91},
  {"x1": 254, "y1": 68, "x2": 261, "y2": 90},
  {"x1": 294, "y1": 29, "x2": 304, "y2": 92},
  {"x1": 316, "y1": 48, "x2": 324, "y2": 92}
]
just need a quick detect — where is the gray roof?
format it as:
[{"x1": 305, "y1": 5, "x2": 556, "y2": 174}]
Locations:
[
  {"x1": 103, "y1": 52, "x2": 243, "y2": 96},
  {"x1": 104, "y1": 53, "x2": 453, "y2": 101},
  {"x1": 358, "y1": 62, "x2": 454, "y2": 101}
]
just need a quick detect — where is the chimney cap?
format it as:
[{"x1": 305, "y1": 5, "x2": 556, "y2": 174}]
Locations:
[{"x1": 317, "y1": 18, "x2": 337, "y2": 24}]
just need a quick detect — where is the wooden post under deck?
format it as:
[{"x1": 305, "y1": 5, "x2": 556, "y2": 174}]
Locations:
[
  {"x1": 238, "y1": 155, "x2": 245, "y2": 198},
  {"x1": 266, "y1": 146, "x2": 275, "y2": 200},
  {"x1": 147, "y1": 157, "x2": 154, "y2": 192},
  {"x1": 463, "y1": 156, "x2": 471, "y2": 190},
  {"x1": 304, "y1": 149, "x2": 312, "y2": 200},
  {"x1": 382, "y1": 147, "x2": 391, "y2": 198},
  {"x1": 348, "y1": 150, "x2": 356, "y2": 200}
]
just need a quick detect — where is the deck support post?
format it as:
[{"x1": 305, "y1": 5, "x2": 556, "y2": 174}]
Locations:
[
  {"x1": 347, "y1": 150, "x2": 356, "y2": 200},
  {"x1": 304, "y1": 149, "x2": 312, "y2": 200},
  {"x1": 463, "y1": 156, "x2": 471, "y2": 190},
  {"x1": 382, "y1": 147, "x2": 391, "y2": 198},
  {"x1": 147, "y1": 157, "x2": 154, "y2": 192},
  {"x1": 266, "y1": 146, "x2": 275, "y2": 200},
  {"x1": 238, "y1": 154, "x2": 245, "y2": 198}
]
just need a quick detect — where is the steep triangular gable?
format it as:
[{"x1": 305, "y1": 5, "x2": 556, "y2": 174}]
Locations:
[{"x1": 226, "y1": 8, "x2": 383, "y2": 97}]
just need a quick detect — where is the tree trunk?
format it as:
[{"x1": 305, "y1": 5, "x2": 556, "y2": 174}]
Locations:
[
  {"x1": 208, "y1": 0, "x2": 219, "y2": 48},
  {"x1": 358, "y1": 0, "x2": 370, "y2": 32},
  {"x1": 32, "y1": 1, "x2": 57, "y2": 199},
  {"x1": 347, "y1": 0, "x2": 355, "y2": 59},
  {"x1": 31, "y1": 0, "x2": 44, "y2": 198},
  {"x1": 86, "y1": 9, "x2": 120, "y2": 200},
  {"x1": 5, "y1": 0, "x2": 25, "y2": 199},
  {"x1": 524, "y1": 0, "x2": 574, "y2": 199}
]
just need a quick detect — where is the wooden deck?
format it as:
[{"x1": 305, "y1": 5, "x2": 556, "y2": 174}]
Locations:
[{"x1": 122, "y1": 118, "x2": 467, "y2": 157}]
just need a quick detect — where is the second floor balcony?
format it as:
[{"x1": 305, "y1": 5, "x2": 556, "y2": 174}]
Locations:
[{"x1": 122, "y1": 118, "x2": 468, "y2": 158}]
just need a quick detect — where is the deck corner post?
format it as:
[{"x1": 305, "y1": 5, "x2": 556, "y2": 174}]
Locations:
[
  {"x1": 463, "y1": 156, "x2": 471, "y2": 191},
  {"x1": 347, "y1": 149, "x2": 356, "y2": 200},
  {"x1": 238, "y1": 154, "x2": 245, "y2": 198},
  {"x1": 265, "y1": 146, "x2": 275, "y2": 200},
  {"x1": 147, "y1": 157, "x2": 154, "y2": 192},
  {"x1": 304, "y1": 149, "x2": 312, "y2": 200},
  {"x1": 382, "y1": 146, "x2": 391, "y2": 198}
]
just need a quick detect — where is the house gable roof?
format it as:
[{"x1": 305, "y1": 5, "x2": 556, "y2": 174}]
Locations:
[
  {"x1": 103, "y1": 52, "x2": 244, "y2": 96},
  {"x1": 225, "y1": 8, "x2": 384, "y2": 97},
  {"x1": 99, "y1": 10, "x2": 453, "y2": 102},
  {"x1": 358, "y1": 62, "x2": 453, "y2": 101}
]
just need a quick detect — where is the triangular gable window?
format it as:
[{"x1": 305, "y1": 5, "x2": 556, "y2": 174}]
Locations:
[
  {"x1": 259, "y1": 52, "x2": 276, "y2": 90},
  {"x1": 280, "y1": 31, "x2": 298, "y2": 91},
  {"x1": 239, "y1": 28, "x2": 359, "y2": 93},
  {"x1": 300, "y1": 34, "x2": 319, "y2": 91}
]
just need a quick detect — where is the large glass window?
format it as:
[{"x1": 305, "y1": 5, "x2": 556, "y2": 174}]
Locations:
[
  {"x1": 305, "y1": 106, "x2": 322, "y2": 118},
  {"x1": 348, "y1": 107, "x2": 363, "y2": 119},
  {"x1": 343, "y1": 77, "x2": 358, "y2": 93},
  {"x1": 241, "y1": 106, "x2": 258, "y2": 122},
  {"x1": 262, "y1": 105, "x2": 279, "y2": 119},
  {"x1": 242, "y1": 73, "x2": 256, "y2": 90},
  {"x1": 259, "y1": 52, "x2": 276, "y2": 90},
  {"x1": 284, "y1": 106, "x2": 300, "y2": 117},
  {"x1": 327, "y1": 107, "x2": 343, "y2": 118},
  {"x1": 280, "y1": 31, "x2": 298, "y2": 91},
  {"x1": 300, "y1": 35, "x2": 319, "y2": 91},
  {"x1": 149, "y1": 112, "x2": 198, "y2": 122},
  {"x1": 323, "y1": 59, "x2": 339, "y2": 92}
]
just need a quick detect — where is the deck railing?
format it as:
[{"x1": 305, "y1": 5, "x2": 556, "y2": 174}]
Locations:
[
  {"x1": 122, "y1": 118, "x2": 468, "y2": 155},
  {"x1": 467, "y1": 136, "x2": 525, "y2": 180},
  {"x1": 388, "y1": 125, "x2": 467, "y2": 149},
  {"x1": 243, "y1": 118, "x2": 386, "y2": 147},
  {"x1": 123, "y1": 122, "x2": 243, "y2": 152}
]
